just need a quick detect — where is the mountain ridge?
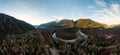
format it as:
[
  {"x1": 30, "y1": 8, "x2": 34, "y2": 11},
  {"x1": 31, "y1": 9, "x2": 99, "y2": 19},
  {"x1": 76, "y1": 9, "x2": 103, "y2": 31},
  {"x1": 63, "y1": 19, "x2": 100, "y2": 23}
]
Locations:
[
  {"x1": 37, "y1": 18, "x2": 105, "y2": 29},
  {"x1": 0, "y1": 13, "x2": 35, "y2": 40}
]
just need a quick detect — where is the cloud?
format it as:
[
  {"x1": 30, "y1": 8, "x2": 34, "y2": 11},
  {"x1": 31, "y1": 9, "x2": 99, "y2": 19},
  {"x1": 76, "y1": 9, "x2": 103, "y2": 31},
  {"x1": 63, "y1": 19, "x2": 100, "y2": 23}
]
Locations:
[
  {"x1": 95, "y1": 0, "x2": 106, "y2": 7},
  {"x1": 110, "y1": 4, "x2": 120, "y2": 14},
  {"x1": 93, "y1": 3, "x2": 120, "y2": 25},
  {"x1": 88, "y1": 5, "x2": 95, "y2": 9},
  {"x1": 0, "y1": 0, "x2": 51, "y2": 25}
]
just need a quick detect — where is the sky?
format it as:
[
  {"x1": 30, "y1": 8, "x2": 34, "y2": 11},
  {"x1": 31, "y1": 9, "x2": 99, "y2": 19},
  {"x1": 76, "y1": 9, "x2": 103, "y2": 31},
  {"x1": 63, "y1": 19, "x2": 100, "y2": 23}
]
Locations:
[{"x1": 0, "y1": 0, "x2": 120, "y2": 25}]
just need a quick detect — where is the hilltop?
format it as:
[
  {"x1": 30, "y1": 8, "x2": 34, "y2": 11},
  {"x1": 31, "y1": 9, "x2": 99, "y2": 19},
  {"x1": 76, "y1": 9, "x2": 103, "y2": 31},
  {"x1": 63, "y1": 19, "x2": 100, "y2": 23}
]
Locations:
[{"x1": 75, "y1": 19, "x2": 104, "y2": 28}]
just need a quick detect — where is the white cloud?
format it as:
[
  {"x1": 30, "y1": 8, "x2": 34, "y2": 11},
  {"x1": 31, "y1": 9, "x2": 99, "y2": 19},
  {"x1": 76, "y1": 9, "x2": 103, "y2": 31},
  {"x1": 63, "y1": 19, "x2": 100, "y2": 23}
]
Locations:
[
  {"x1": 95, "y1": 0, "x2": 106, "y2": 7},
  {"x1": 110, "y1": 4, "x2": 120, "y2": 14},
  {"x1": 93, "y1": 3, "x2": 120, "y2": 25},
  {"x1": 88, "y1": 5, "x2": 95, "y2": 9}
]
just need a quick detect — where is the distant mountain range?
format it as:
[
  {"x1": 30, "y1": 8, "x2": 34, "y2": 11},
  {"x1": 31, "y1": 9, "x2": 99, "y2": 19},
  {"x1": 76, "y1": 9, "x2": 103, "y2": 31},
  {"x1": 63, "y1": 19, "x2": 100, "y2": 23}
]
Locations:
[
  {"x1": 37, "y1": 19, "x2": 120, "y2": 29},
  {"x1": 0, "y1": 13, "x2": 119, "y2": 39},
  {"x1": 37, "y1": 19, "x2": 105, "y2": 29},
  {"x1": 111, "y1": 24, "x2": 120, "y2": 30}
]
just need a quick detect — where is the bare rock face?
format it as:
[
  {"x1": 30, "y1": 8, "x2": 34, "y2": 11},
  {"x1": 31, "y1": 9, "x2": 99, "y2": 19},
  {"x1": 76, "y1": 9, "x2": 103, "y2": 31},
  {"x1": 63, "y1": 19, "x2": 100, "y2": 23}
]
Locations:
[{"x1": 0, "y1": 13, "x2": 35, "y2": 40}]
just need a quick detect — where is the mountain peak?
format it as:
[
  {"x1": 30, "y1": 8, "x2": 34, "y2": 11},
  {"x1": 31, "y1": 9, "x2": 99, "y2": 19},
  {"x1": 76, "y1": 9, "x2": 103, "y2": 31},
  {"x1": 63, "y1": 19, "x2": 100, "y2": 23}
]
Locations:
[{"x1": 75, "y1": 18, "x2": 104, "y2": 28}]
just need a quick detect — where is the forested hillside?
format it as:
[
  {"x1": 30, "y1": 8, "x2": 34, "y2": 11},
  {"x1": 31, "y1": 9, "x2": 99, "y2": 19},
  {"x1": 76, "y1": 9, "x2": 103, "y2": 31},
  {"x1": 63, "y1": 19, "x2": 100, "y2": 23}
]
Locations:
[{"x1": 0, "y1": 13, "x2": 35, "y2": 40}]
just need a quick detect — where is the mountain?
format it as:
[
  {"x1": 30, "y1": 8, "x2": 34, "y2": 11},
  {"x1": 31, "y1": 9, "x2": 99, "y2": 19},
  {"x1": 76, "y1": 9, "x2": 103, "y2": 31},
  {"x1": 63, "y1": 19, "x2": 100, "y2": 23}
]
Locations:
[
  {"x1": 59, "y1": 19, "x2": 74, "y2": 28},
  {"x1": 104, "y1": 24, "x2": 120, "y2": 30},
  {"x1": 112, "y1": 24, "x2": 120, "y2": 30},
  {"x1": 75, "y1": 19, "x2": 104, "y2": 28},
  {"x1": 38, "y1": 19, "x2": 105, "y2": 29},
  {"x1": 0, "y1": 13, "x2": 35, "y2": 40},
  {"x1": 37, "y1": 21, "x2": 65, "y2": 29},
  {"x1": 100, "y1": 23, "x2": 108, "y2": 28}
]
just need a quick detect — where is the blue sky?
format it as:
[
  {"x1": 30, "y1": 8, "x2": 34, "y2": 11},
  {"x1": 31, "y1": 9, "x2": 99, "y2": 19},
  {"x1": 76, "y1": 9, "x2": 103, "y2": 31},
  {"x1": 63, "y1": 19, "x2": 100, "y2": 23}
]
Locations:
[{"x1": 0, "y1": 0, "x2": 120, "y2": 25}]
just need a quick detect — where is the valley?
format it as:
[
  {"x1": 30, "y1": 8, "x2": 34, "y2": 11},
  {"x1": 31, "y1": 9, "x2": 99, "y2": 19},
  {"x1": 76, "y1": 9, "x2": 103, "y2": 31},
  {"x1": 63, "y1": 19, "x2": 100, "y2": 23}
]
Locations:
[{"x1": 0, "y1": 13, "x2": 120, "y2": 55}]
